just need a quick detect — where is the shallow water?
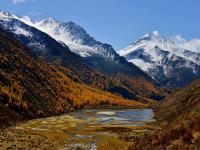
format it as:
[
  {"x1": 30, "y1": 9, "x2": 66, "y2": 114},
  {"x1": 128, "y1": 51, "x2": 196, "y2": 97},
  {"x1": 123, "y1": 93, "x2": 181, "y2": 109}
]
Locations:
[
  {"x1": 68, "y1": 109, "x2": 154, "y2": 126},
  {"x1": 17, "y1": 109, "x2": 154, "y2": 150}
]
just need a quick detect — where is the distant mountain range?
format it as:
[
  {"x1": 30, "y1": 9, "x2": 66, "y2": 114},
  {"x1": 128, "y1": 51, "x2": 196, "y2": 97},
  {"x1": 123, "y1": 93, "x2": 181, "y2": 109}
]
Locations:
[
  {"x1": 1, "y1": 9, "x2": 200, "y2": 150},
  {"x1": 0, "y1": 27, "x2": 146, "y2": 127},
  {"x1": 15, "y1": 15, "x2": 153, "y2": 78},
  {"x1": 0, "y1": 10, "x2": 165, "y2": 102},
  {"x1": 15, "y1": 13, "x2": 200, "y2": 89},
  {"x1": 119, "y1": 32, "x2": 200, "y2": 88}
]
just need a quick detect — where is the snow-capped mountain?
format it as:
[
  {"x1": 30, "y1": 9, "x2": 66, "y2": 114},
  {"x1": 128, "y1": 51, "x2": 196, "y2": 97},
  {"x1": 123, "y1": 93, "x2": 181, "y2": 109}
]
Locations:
[
  {"x1": 0, "y1": 11, "x2": 33, "y2": 37},
  {"x1": 0, "y1": 10, "x2": 166, "y2": 101},
  {"x1": 119, "y1": 31, "x2": 200, "y2": 64},
  {"x1": 12, "y1": 14, "x2": 153, "y2": 77},
  {"x1": 0, "y1": 10, "x2": 103, "y2": 84},
  {"x1": 15, "y1": 16, "x2": 117, "y2": 60},
  {"x1": 0, "y1": 10, "x2": 154, "y2": 79},
  {"x1": 119, "y1": 32, "x2": 200, "y2": 88}
]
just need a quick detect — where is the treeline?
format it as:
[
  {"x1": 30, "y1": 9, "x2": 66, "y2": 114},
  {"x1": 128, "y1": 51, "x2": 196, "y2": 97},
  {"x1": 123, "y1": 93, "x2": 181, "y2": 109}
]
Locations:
[
  {"x1": 128, "y1": 77, "x2": 200, "y2": 150},
  {"x1": 53, "y1": 71, "x2": 146, "y2": 110},
  {"x1": 59, "y1": 65, "x2": 167, "y2": 103},
  {"x1": 0, "y1": 28, "x2": 145, "y2": 126}
]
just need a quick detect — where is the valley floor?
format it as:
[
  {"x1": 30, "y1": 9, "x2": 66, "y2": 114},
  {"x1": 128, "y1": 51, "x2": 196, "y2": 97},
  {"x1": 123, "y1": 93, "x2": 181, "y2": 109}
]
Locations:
[{"x1": 0, "y1": 109, "x2": 158, "y2": 150}]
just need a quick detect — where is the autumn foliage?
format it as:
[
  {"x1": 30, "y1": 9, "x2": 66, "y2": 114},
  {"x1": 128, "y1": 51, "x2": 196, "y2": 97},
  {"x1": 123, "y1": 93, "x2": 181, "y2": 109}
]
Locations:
[
  {"x1": 128, "y1": 77, "x2": 200, "y2": 150},
  {"x1": 0, "y1": 81, "x2": 28, "y2": 111},
  {"x1": 0, "y1": 27, "x2": 145, "y2": 127}
]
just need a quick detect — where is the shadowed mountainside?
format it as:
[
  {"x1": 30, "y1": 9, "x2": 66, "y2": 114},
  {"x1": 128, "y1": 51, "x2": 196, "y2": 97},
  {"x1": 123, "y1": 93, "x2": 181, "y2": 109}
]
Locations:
[
  {"x1": 0, "y1": 27, "x2": 146, "y2": 128},
  {"x1": 0, "y1": 12, "x2": 167, "y2": 102},
  {"x1": 128, "y1": 78, "x2": 200, "y2": 150},
  {"x1": 119, "y1": 32, "x2": 200, "y2": 89}
]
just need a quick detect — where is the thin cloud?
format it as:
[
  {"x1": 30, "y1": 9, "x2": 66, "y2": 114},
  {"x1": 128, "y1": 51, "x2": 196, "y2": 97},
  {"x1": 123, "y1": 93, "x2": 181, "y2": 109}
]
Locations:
[
  {"x1": 12, "y1": 0, "x2": 35, "y2": 4},
  {"x1": 172, "y1": 34, "x2": 200, "y2": 53},
  {"x1": 12, "y1": 0, "x2": 27, "y2": 4},
  {"x1": 14, "y1": 15, "x2": 34, "y2": 26}
]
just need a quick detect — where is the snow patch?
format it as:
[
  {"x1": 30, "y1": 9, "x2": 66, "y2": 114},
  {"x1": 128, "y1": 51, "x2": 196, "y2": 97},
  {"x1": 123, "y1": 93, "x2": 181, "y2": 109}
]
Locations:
[
  {"x1": 119, "y1": 32, "x2": 200, "y2": 65},
  {"x1": 0, "y1": 10, "x2": 12, "y2": 21},
  {"x1": 129, "y1": 58, "x2": 153, "y2": 72},
  {"x1": 152, "y1": 30, "x2": 159, "y2": 36},
  {"x1": 14, "y1": 26, "x2": 32, "y2": 37},
  {"x1": 119, "y1": 33, "x2": 200, "y2": 80},
  {"x1": 14, "y1": 16, "x2": 116, "y2": 59}
]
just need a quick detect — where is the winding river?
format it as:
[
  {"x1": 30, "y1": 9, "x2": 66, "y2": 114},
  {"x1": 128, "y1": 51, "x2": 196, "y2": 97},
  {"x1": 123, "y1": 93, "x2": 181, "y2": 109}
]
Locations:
[{"x1": 16, "y1": 109, "x2": 155, "y2": 150}]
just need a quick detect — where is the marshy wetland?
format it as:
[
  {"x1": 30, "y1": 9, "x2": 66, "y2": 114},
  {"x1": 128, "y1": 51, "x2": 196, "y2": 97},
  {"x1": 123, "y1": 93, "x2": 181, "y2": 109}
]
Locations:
[{"x1": 0, "y1": 109, "x2": 159, "y2": 150}]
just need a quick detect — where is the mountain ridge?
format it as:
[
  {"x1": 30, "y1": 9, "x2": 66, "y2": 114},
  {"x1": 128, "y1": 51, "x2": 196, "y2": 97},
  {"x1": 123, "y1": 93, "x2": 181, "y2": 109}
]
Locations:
[
  {"x1": 0, "y1": 27, "x2": 146, "y2": 128},
  {"x1": 119, "y1": 32, "x2": 200, "y2": 88},
  {"x1": 0, "y1": 10, "x2": 166, "y2": 102},
  {"x1": 129, "y1": 77, "x2": 200, "y2": 149},
  {"x1": 14, "y1": 14, "x2": 155, "y2": 79}
]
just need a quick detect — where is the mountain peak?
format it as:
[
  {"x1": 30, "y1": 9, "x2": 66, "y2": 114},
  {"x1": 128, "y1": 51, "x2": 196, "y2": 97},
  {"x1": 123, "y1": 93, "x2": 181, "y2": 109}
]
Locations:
[
  {"x1": 119, "y1": 30, "x2": 200, "y2": 88},
  {"x1": 134, "y1": 31, "x2": 178, "y2": 51},
  {"x1": 66, "y1": 21, "x2": 78, "y2": 26},
  {"x1": 41, "y1": 17, "x2": 58, "y2": 24},
  {"x1": 63, "y1": 21, "x2": 87, "y2": 34},
  {"x1": 142, "y1": 31, "x2": 159, "y2": 38},
  {"x1": 152, "y1": 30, "x2": 159, "y2": 36},
  {"x1": 0, "y1": 10, "x2": 13, "y2": 19},
  {"x1": 118, "y1": 32, "x2": 174, "y2": 56}
]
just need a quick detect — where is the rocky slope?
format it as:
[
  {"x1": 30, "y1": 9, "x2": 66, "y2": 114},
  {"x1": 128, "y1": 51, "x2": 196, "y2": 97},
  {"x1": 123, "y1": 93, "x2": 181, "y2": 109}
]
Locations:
[
  {"x1": 17, "y1": 17, "x2": 151, "y2": 78},
  {"x1": 119, "y1": 32, "x2": 200, "y2": 89},
  {"x1": 154, "y1": 79, "x2": 200, "y2": 123},
  {"x1": 0, "y1": 27, "x2": 146, "y2": 128},
  {"x1": 129, "y1": 78, "x2": 200, "y2": 149},
  {"x1": 0, "y1": 10, "x2": 166, "y2": 101}
]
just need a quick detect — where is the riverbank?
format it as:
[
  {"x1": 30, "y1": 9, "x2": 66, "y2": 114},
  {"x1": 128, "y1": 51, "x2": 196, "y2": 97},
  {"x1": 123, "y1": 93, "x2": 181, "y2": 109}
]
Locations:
[{"x1": 0, "y1": 109, "x2": 158, "y2": 150}]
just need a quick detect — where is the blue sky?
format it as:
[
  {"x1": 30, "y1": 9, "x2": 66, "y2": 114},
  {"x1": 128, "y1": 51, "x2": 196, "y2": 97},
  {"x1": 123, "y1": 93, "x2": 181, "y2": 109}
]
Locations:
[{"x1": 1, "y1": 0, "x2": 200, "y2": 50}]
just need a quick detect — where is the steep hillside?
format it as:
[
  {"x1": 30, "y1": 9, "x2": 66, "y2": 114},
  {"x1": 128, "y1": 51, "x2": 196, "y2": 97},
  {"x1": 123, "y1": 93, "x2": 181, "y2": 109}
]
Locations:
[
  {"x1": 0, "y1": 27, "x2": 146, "y2": 128},
  {"x1": 104, "y1": 74, "x2": 165, "y2": 102},
  {"x1": 19, "y1": 17, "x2": 155, "y2": 79},
  {"x1": 0, "y1": 10, "x2": 166, "y2": 102},
  {"x1": 119, "y1": 32, "x2": 200, "y2": 89},
  {"x1": 0, "y1": 11, "x2": 104, "y2": 85},
  {"x1": 154, "y1": 78, "x2": 200, "y2": 123},
  {"x1": 128, "y1": 78, "x2": 200, "y2": 150}
]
